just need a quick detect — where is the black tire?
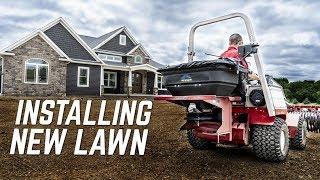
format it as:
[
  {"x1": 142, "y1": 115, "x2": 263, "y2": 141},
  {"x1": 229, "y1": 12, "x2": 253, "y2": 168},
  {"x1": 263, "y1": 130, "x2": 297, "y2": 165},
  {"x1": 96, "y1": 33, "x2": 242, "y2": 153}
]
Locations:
[
  {"x1": 290, "y1": 117, "x2": 307, "y2": 150},
  {"x1": 187, "y1": 129, "x2": 216, "y2": 149},
  {"x1": 251, "y1": 117, "x2": 289, "y2": 162}
]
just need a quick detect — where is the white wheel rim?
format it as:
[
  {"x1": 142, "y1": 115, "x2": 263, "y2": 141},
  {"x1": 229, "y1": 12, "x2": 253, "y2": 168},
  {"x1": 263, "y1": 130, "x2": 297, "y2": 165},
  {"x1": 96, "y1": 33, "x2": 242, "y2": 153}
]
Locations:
[
  {"x1": 280, "y1": 130, "x2": 286, "y2": 153},
  {"x1": 302, "y1": 120, "x2": 307, "y2": 145}
]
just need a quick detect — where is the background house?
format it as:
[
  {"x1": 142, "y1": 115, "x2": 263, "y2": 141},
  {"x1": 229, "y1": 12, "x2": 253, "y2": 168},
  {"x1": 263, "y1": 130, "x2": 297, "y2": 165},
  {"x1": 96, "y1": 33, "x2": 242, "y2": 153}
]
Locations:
[{"x1": 0, "y1": 17, "x2": 168, "y2": 96}]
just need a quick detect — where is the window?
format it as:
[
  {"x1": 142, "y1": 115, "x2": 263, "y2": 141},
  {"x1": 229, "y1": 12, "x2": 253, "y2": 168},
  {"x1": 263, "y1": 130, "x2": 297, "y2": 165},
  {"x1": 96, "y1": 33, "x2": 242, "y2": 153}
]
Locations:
[
  {"x1": 158, "y1": 76, "x2": 166, "y2": 90},
  {"x1": 98, "y1": 54, "x2": 122, "y2": 62},
  {"x1": 25, "y1": 58, "x2": 48, "y2": 84},
  {"x1": 104, "y1": 71, "x2": 117, "y2": 88},
  {"x1": 98, "y1": 54, "x2": 107, "y2": 60},
  {"x1": 134, "y1": 55, "x2": 143, "y2": 63},
  {"x1": 77, "y1": 67, "x2": 89, "y2": 87},
  {"x1": 119, "y1": 35, "x2": 126, "y2": 45}
]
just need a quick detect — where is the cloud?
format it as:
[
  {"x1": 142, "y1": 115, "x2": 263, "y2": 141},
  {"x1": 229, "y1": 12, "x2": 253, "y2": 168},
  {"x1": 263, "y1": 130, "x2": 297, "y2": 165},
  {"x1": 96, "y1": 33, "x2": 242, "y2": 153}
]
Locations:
[{"x1": 0, "y1": 0, "x2": 319, "y2": 81}]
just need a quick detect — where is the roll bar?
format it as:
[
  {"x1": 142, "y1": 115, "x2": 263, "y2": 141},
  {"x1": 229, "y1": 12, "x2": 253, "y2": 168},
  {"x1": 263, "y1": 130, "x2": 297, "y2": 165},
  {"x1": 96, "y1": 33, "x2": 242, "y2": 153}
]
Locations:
[{"x1": 187, "y1": 13, "x2": 276, "y2": 116}]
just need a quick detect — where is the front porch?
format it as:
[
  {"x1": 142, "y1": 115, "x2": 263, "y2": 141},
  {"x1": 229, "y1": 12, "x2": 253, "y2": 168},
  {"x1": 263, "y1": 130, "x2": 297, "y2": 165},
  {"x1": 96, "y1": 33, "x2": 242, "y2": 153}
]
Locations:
[{"x1": 100, "y1": 64, "x2": 160, "y2": 96}]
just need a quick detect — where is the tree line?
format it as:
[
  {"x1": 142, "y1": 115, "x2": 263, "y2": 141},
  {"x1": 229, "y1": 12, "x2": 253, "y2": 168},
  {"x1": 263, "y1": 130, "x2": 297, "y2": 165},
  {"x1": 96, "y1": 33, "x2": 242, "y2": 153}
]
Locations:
[{"x1": 274, "y1": 78, "x2": 320, "y2": 104}]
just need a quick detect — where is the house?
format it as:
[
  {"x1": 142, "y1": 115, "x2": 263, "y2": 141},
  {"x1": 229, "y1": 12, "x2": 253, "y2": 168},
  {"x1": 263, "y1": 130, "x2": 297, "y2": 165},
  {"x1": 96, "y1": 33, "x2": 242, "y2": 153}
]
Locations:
[{"x1": 0, "y1": 17, "x2": 168, "y2": 96}]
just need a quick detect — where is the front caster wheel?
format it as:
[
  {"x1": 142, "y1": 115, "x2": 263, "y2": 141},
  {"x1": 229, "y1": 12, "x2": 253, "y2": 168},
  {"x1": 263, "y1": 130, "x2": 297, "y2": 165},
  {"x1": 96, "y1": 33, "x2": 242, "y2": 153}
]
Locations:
[{"x1": 187, "y1": 129, "x2": 216, "y2": 150}]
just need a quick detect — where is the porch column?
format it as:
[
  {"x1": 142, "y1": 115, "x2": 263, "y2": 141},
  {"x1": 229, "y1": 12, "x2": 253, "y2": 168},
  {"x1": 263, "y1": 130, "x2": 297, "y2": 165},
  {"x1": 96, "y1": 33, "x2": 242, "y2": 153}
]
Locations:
[
  {"x1": 128, "y1": 70, "x2": 132, "y2": 95},
  {"x1": 100, "y1": 67, "x2": 104, "y2": 96},
  {"x1": 153, "y1": 73, "x2": 158, "y2": 95}
]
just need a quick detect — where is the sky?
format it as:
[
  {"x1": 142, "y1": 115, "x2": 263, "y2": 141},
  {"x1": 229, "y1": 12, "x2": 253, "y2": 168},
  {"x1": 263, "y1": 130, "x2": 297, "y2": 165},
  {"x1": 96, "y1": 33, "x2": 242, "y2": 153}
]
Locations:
[{"x1": 0, "y1": 0, "x2": 319, "y2": 81}]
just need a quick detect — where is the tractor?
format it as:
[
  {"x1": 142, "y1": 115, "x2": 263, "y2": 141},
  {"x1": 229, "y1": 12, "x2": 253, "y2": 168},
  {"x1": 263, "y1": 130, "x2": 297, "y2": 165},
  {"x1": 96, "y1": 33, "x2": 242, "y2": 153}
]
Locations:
[{"x1": 155, "y1": 13, "x2": 318, "y2": 162}]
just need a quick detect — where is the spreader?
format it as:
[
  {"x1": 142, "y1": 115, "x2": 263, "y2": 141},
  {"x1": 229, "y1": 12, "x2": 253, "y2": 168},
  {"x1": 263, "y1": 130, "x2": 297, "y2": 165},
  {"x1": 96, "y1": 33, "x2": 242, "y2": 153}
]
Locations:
[{"x1": 155, "y1": 13, "x2": 318, "y2": 162}]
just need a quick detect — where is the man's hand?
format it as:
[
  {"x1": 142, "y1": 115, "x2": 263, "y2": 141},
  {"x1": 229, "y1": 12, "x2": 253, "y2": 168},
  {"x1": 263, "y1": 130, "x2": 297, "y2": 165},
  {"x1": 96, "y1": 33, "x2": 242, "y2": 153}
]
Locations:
[{"x1": 248, "y1": 73, "x2": 259, "y2": 80}]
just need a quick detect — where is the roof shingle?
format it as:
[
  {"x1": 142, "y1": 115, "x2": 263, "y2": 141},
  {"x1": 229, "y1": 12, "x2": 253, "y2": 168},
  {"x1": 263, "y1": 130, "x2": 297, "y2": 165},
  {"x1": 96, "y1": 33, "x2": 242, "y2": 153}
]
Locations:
[
  {"x1": 44, "y1": 23, "x2": 96, "y2": 61},
  {"x1": 79, "y1": 27, "x2": 123, "y2": 48}
]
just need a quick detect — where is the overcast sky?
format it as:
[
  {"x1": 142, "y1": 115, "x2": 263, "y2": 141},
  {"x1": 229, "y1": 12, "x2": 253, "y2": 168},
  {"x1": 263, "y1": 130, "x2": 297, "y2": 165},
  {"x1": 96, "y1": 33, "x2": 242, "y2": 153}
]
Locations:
[{"x1": 0, "y1": 0, "x2": 319, "y2": 81}]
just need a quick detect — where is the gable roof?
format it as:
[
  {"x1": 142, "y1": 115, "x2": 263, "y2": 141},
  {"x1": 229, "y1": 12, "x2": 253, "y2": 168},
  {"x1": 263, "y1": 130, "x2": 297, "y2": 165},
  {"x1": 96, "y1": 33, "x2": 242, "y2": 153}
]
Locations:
[
  {"x1": 92, "y1": 27, "x2": 138, "y2": 50},
  {"x1": 80, "y1": 27, "x2": 162, "y2": 68},
  {"x1": 41, "y1": 17, "x2": 103, "y2": 64},
  {"x1": 130, "y1": 64, "x2": 159, "y2": 73},
  {"x1": 80, "y1": 27, "x2": 153, "y2": 58},
  {"x1": 126, "y1": 44, "x2": 152, "y2": 58},
  {"x1": 45, "y1": 23, "x2": 98, "y2": 61},
  {"x1": 79, "y1": 27, "x2": 123, "y2": 48},
  {"x1": 0, "y1": 30, "x2": 70, "y2": 60}
]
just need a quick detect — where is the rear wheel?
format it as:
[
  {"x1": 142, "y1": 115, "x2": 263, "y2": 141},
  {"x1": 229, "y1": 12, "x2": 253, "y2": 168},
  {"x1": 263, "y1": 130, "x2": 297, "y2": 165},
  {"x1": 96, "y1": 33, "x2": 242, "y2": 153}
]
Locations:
[
  {"x1": 290, "y1": 117, "x2": 308, "y2": 150},
  {"x1": 187, "y1": 129, "x2": 216, "y2": 149},
  {"x1": 251, "y1": 117, "x2": 289, "y2": 162}
]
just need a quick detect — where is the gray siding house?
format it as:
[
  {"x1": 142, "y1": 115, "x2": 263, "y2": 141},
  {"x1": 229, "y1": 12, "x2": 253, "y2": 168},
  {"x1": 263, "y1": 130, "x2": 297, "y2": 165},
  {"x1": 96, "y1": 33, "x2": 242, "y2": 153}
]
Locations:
[{"x1": 0, "y1": 17, "x2": 167, "y2": 96}]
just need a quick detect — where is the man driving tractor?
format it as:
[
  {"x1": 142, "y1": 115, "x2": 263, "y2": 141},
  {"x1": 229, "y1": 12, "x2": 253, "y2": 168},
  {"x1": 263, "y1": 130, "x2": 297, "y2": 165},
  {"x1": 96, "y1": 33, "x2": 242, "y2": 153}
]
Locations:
[{"x1": 221, "y1": 33, "x2": 259, "y2": 80}]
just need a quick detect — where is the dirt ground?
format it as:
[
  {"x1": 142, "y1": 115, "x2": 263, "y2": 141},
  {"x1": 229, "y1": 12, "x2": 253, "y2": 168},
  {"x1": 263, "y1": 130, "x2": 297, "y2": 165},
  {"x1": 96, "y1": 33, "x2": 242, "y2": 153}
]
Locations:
[{"x1": 0, "y1": 97, "x2": 319, "y2": 179}]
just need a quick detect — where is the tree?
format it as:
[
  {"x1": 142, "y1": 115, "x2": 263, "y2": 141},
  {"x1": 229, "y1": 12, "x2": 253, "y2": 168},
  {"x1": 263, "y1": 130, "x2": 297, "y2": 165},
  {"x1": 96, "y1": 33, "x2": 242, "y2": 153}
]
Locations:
[
  {"x1": 274, "y1": 77, "x2": 289, "y2": 89},
  {"x1": 302, "y1": 98, "x2": 311, "y2": 104},
  {"x1": 290, "y1": 98, "x2": 299, "y2": 104},
  {"x1": 313, "y1": 91, "x2": 320, "y2": 103},
  {"x1": 283, "y1": 88, "x2": 293, "y2": 100},
  {"x1": 273, "y1": 77, "x2": 319, "y2": 105}
]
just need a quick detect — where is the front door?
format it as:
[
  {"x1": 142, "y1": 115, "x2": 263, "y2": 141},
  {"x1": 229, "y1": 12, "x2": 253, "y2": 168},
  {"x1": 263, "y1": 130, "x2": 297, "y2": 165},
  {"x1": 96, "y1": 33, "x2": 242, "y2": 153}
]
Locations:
[
  {"x1": 146, "y1": 72, "x2": 154, "y2": 94},
  {"x1": 132, "y1": 72, "x2": 142, "y2": 94},
  {"x1": 0, "y1": 58, "x2": 2, "y2": 94}
]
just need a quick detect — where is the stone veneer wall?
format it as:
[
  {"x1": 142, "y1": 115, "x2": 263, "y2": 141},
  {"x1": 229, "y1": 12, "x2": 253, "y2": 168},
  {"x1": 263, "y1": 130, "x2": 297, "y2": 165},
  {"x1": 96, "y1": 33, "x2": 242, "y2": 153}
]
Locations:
[
  {"x1": 141, "y1": 71, "x2": 147, "y2": 94},
  {"x1": 123, "y1": 71, "x2": 128, "y2": 94},
  {"x1": 127, "y1": 48, "x2": 150, "y2": 65},
  {"x1": 126, "y1": 48, "x2": 150, "y2": 94},
  {"x1": 2, "y1": 35, "x2": 68, "y2": 96}
]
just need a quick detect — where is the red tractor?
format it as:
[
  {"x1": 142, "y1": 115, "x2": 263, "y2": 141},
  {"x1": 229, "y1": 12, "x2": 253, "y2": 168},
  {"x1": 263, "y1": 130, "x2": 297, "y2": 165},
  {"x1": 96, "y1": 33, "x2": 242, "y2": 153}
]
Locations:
[{"x1": 155, "y1": 13, "x2": 312, "y2": 162}]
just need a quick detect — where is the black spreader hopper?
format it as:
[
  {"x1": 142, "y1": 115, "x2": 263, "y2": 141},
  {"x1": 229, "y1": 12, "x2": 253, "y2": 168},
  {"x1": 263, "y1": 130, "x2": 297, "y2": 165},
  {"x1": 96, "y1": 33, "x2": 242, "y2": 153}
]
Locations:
[{"x1": 158, "y1": 59, "x2": 248, "y2": 96}]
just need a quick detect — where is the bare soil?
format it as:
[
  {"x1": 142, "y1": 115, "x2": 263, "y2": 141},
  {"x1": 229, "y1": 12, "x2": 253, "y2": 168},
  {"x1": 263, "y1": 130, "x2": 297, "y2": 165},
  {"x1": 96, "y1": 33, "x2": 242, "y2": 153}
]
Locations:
[{"x1": 0, "y1": 98, "x2": 319, "y2": 179}]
